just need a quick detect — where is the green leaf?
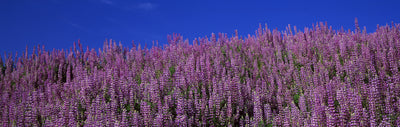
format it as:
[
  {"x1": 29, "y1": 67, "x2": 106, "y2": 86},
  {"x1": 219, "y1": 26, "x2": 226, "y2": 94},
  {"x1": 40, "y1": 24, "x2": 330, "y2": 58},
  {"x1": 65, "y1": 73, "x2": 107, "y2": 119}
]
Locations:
[
  {"x1": 293, "y1": 93, "x2": 300, "y2": 107},
  {"x1": 169, "y1": 66, "x2": 176, "y2": 76}
]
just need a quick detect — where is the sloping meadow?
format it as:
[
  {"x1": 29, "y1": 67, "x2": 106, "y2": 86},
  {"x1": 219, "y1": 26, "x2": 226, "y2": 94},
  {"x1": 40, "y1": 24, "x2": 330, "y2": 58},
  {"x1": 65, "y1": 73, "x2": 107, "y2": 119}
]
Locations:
[{"x1": 1, "y1": 22, "x2": 400, "y2": 126}]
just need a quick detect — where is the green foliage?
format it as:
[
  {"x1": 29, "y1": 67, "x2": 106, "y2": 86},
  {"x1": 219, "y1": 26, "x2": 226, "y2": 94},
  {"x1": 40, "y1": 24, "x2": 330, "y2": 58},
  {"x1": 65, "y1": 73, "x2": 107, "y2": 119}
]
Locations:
[
  {"x1": 256, "y1": 56, "x2": 264, "y2": 70},
  {"x1": 236, "y1": 43, "x2": 242, "y2": 52},
  {"x1": 363, "y1": 76, "x2": 369, "y2": 84},
  {"x1": 169, "y1": 66, "x2": 176, "y2": 76},
  {"x1": 133, "y1": 100, "x2": 141, "y2": 112},
  {"x1": 310, "y1": 64, "x2": 314, "y2": 72},
  {"x1": 104, "y1": 93, "x2": 111, "y2": 103},
  {"x1": 293, "y1": 93, "x2": 300, "y2": 108},
  {"x1": 281, "y1": 50, "x2": 288, "y2": 63},
  {"x1": 222, "y1": 46, "x2": 227, "y2": 56},
  {"x1": 77, "y1": 101, "x2": 87, "y2": 126},
  {"x1": 135, "y1": 74, "x2": 142, "y2": 84},
  {"x1": 340, "y1": 71, "x2": 347, "y2": 82},
  {"x1": 11, "y1": 81, "x2": 15, "y2": 89},
  {"x1": 220, "y1": 99, "x2": 227, "y2": 110},
  {"x1": 155, "y1": 69, "x2": 162, "y2": 79},
  {"x1": 294, "y1": 62, "x2": 304, "y2": 72},
  {"x1": 328, "y1": 66, "x2": 337, "y2": 80},
  {"x1": 0, "y1": 64, "x2": 4, "y2": 76},
  {"x1": 239, "y1": 75, "x2": 246, "y2": 84},
  {"x1": 339, "y1": 54, "x2": 344, "y2": 65},
  {"x1": 334, "y1": 100, "x2": 340, "y2": 109},
  {"x1": 124, "y1": 103, "x2": 131, "y2": 112}
]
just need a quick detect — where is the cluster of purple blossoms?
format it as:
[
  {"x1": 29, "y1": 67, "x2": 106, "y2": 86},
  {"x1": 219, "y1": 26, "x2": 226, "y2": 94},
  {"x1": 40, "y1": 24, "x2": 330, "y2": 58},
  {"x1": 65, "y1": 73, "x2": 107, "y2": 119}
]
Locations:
[{"x1": 1, "y1": 21, "x2": 400, "y2": 126}]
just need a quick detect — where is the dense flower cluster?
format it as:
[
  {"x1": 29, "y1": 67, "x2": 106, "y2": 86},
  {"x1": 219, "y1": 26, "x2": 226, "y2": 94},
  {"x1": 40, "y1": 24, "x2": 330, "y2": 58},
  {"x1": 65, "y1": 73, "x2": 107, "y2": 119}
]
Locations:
[{"x1": 1, "y1": 22, "x2": 400, "y2": 126}]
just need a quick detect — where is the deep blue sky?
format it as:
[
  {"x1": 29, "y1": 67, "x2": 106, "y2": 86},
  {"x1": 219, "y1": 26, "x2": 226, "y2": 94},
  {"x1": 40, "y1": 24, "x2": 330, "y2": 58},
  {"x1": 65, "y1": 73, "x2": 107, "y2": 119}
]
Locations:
[{"x1": 1, "y1": 0, "x2": 400, "y2": 55}]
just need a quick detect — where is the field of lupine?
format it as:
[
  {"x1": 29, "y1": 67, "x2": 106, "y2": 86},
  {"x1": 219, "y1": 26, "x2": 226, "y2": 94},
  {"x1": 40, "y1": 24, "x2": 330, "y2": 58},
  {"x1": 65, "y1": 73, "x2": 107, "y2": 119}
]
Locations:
[{"x1": 1, "y1": 22, "x2": 400, "y2": 127}]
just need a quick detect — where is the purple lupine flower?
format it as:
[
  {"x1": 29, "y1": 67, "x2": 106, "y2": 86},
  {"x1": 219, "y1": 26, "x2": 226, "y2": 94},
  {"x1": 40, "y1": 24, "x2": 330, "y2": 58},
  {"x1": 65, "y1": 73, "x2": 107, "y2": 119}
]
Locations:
[
  {"x1": 162, "y1": 99, "x2": 172, "y2": 126},
  {"x1": 350, "y1": 92, "x2": 362, "y2": 127},
  {"x1": 193, "y1": 91, "x2": 201, "y2": 122},
  {"x1": 291, "y1": 101, "x2": 301, "y2": 127},
  {"x1": 141, "y1": 101, "x2": 151, "y2": 126},
  {"x1": 175, "y1": 115, "x2": 188, "y2": 127},
  {"x1": 336, "y1": 87, "x2": 349, "y2": 126},
  {"x1": 299, "y1": 94, "x2": 307, "y2": 114},
  {"x1": 120, "y1": 108, "x2": 128, "y2": 127},
  {"x1": 68, "y1": 101, "x2": 77, "y2": 127},
  {"x1": 369, "y1": 77, "x2": 378, "y2": 127},
  {"x1": 253, "y1": 91, "x2": 263, "y2": 125},
  {"x1": 227, "y1": 94, "x2": 232, "y2": 119},
  {"x1": 326, "y1": 82, "x2": 337, "y2": 127},
  {"x1": 239, "y1": 116, "x2": 244, "y2": 127},
  {"x1": 245, "y1": 113, "x2": 250, "y2": 126},
  {"x1": 176, "y1": 93, "x2": 185, "y2": 116},
  {"x1": 130, "y1": 111, "x2": 140, "y2": 127},
  {"x1": 264, "y1": 103, "x2": 272, "y2": 124},
  {"x1": 384, "y1": 87, "x2": 393, "y2": 126},
  {"x1": 360, "y1": 107, "x2": 368, "y2": 126},
  {"x1": 1, "y1": 106, "x2": 9, "y2": 126},
  {"x1": 154, "y1": 113, "x2": 163, "y2": 127},
  {"x1": 57, "y1": 63, "x2": 63, "y2": 84},
  {"x1": 310, "y1": 109, "x2": 319, "y2": 127},
  {"x1": 381, "y1": 115, "x2": 391, "y2": 127}
]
